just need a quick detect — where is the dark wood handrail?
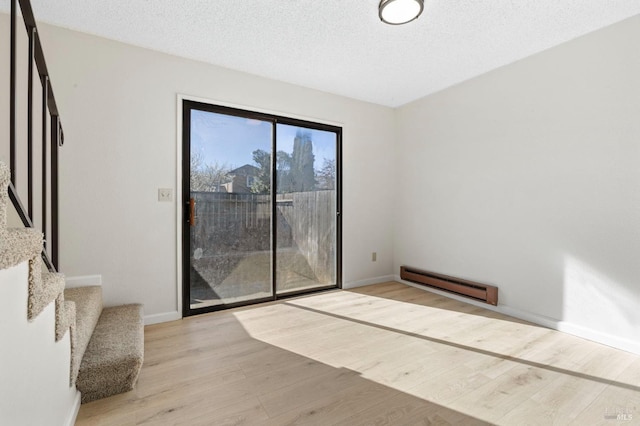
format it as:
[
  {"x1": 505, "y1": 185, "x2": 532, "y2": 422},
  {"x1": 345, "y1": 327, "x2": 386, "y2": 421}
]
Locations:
[{"x1": 8, "y1": 0, "x2": 63, "y2": 272}]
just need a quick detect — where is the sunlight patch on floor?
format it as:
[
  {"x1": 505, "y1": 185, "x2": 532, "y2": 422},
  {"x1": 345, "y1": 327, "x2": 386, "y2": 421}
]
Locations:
[{"x1": 231, "y1": 289, "x2": 640, "y2": 424}]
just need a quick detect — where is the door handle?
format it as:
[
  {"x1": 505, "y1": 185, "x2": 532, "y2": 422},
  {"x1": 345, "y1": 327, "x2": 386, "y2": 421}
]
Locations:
[{"x1": 189, "y1": 198, "x2": 196, "y2": 227}]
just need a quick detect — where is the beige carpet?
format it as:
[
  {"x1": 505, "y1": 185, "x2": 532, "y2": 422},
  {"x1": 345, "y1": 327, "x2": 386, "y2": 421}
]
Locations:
[{"x1": 77, "y1": 304, "x2": 144, "y2": 403}]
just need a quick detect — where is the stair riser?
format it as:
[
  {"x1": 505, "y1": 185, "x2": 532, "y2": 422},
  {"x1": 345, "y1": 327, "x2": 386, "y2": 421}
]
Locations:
[{"x1": 77, "y1": 304, "x2": 144, "y2": 404}]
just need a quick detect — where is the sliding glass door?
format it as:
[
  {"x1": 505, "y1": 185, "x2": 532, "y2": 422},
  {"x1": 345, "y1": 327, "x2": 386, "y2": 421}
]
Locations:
[
  {"x1": 275, "y1": 124, "x2": 338, "y2": 295},
  {"x1": 182, "y1": 101, "x2": 341, "y2": 315}
]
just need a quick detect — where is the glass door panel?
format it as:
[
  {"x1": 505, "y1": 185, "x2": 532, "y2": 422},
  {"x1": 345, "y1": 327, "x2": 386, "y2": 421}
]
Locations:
[
  {"x1": 275, "y1": 124, "x2": 338, "y2": 295},
  {"x1": 187, "y1": 108, "x2": 273, "y2": 310},
  {"x1": 183, "y1": 101, "x2": 341, "y2": 316}
]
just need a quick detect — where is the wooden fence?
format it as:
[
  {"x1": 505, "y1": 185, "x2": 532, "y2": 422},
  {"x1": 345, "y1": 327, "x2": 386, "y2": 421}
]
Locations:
[
  {"x1": 191, "y1": 192, "x2": 272, "y2": 255},
  {"x1": 276, "y1": 191, "x2": 336, "y2": 284}
]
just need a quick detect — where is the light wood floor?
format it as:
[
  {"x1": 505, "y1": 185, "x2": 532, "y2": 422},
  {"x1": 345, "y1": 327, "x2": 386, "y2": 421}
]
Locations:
[{"x1": 76, "y1": 282, "x2": 640, "y2": 425}]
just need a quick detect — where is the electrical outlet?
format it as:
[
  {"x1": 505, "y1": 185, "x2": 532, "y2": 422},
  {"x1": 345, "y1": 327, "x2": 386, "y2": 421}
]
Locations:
[
  {"x1": 158, "y1": 188, "x2": 173, "y2": 202},
  {"x1": 372, "y1": 252, "x2": 377, "y2": 262}
]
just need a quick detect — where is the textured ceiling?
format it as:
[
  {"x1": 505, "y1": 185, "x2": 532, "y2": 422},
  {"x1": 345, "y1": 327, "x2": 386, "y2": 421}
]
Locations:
[{"x1": 2, "y1": 1, "x2": 640, "y2": 107}]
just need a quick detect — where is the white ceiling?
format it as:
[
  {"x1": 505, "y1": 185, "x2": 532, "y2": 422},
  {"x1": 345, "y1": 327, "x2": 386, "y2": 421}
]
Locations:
[{"x1": 3, "y1": 1, "x2": 640, "y2": 107}]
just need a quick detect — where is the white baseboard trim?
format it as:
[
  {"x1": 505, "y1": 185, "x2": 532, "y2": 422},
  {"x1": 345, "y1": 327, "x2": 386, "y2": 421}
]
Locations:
[
  {"x1": 396, "y1": 276, "x2": 640, "y2": 355},
  {"x1": 499, "y1": 306, "x2": 640, "y2": 355},
  {"x1": 553, "y1": 320, "x2": 640, "y2": 356},
  {"x1": 144, "y1": 311, "x2": 181, "y2": 325},
  {"x1": 64, "y1": 390, "x2": 81, "y2": 426},
  {"x1": 64, "y1": 275, "x2": 102, "y2": 288},
  {"x1": 343, "y1": 275, "x2": 395, "y2": 289}
]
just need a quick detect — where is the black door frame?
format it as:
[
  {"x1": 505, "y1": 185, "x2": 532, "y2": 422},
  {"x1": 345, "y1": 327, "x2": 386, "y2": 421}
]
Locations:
[{"x1": 182, "y1": 100, "x2": 342, "y2": 317}]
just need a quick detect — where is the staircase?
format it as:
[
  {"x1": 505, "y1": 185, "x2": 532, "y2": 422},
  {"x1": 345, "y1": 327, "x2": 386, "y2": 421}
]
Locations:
[
  {"x1": 0, "y1": 161, "x2": 144, "y2": 410},
  {"x1": 65, "y1": 287, "x2": 145, "y2": 403}
]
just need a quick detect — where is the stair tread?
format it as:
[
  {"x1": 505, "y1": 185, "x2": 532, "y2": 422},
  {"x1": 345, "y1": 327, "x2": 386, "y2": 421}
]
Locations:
[
  {"x1": 55, "y1": 298, "x2": 76, "y2": 342},
  {"x1": 63, "y1": 286, "x2": 103, "y2": 378},
  {"x1": 77, "y1": 304, "x2": 144, "y2": 403},
  {"x1": 81, "y1": 304, "x2": 144, "y2": 367},
  {"x1": 0, "y1": 228, "x2": 42, "y2": 271},
  {"x1": 29, "y1": 271, "x2": 66, "y2": 320}
]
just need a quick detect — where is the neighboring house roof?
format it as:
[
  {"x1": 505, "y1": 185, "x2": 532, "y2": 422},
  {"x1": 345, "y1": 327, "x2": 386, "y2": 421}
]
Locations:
[{"x1": 230, "y1": 164, "x2": 259, "y2": 176}]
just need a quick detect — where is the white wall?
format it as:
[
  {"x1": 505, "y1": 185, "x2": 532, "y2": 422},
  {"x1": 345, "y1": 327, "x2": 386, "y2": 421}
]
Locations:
[
  {"x1": 0, "y1": 13, "x2": 8, "y2": 163},
  {"x1": 5, "y1": 11, "x2": 637, "y2": 353},
  {"x1": 395, "y1": 15, "x2": 640, "y2": 353},
  {"x1": 28, "y1": 22, "x2": 396, "y2": 321},
  {"x1": 0, "y1": 261, "x2": 80, "y2": 426}
]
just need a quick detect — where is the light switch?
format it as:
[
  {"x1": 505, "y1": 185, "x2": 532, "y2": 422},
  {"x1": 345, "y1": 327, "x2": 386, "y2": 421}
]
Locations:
[{"x1": 158, "y1": 188, "x2": 173, "y2": 202}]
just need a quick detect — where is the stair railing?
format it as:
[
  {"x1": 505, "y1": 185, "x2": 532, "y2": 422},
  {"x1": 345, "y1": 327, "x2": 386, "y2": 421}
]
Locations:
[{"x1": 7, "y1": 0, "x2": 63, "y2": 271}]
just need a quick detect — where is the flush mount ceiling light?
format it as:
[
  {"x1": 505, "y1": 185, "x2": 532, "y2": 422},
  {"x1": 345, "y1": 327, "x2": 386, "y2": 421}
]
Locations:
[{"x1": 379, "y1": 0, "x2": 424, "y2": 25}]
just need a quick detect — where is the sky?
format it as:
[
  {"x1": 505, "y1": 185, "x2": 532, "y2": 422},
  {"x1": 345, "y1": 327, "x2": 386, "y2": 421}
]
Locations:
[{"x1": 190, "y1": 109, "x2": 337, "y2": 172}]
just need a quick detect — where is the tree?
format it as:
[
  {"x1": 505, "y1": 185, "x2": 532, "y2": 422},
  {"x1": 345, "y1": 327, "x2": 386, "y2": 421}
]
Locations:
[
  {"x1": 190, "y1": 151, "x2": 232, "y2": 192},
  {"x1": 316, "y1": 158, "x2": 336, "y2": 190},
  {"x1": 250, "y1": 149, "x2": 271, "y2": 194},
  {"x1": 250, "y1": 150, "x2": 295, "y2": 194},
  {"x1": 275, "y1": 151, "x2": 292, "y2": 193},
  {"x1": 250, "y1": 130, "x2": 316, "y2": 194},
  {"x1": 290, "y1": 130, "x2": 315, "y2": 192}
]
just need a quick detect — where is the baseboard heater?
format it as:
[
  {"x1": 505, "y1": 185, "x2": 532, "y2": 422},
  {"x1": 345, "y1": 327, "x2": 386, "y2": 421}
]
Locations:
[{"x1": 400, "y1": 266, "x2": 498, "y2": 305}]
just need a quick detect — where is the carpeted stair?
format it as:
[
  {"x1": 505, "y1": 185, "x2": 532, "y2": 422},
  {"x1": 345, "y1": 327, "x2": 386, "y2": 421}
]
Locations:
[
  {"x1": 75, "y1": 303, "x2": 144, "y2": 403},
  {"x1": 65, "y1": 287, "x2": 144, "y2": 403},
  {"x1": 0, "y1": 161, "x2": 144, "y2": 403}
]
